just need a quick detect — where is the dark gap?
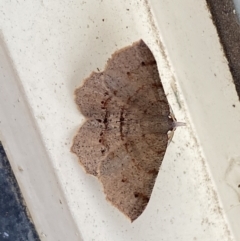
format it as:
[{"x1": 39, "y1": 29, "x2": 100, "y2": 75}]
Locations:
[
  {"x1": 206, "y1": 0, "x2": 240, "y2": 99},
  {"x1": 0, "y1": 142, "x2": 40, "y2": 240}
]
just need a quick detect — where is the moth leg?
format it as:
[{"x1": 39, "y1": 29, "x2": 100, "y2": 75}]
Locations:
[
  {"x1": 167, "y1": 129, "x2": 175, "y2": 145},
  {"x1": 168, "y1": 106, "x2": 186, "y2": 133},
  {"x1": 168, "y1": 105, "x2": 177, "y2": 122}
]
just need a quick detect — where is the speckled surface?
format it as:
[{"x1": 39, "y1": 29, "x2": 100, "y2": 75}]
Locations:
[
  {"x1": 0, "y1": 142, "x2": 40, "y2": 241},
  {"x1": 0, "y1": 0, "x2": 239, "y2": 240}
]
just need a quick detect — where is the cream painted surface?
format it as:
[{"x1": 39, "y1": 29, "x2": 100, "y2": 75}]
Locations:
[
  {"x1": 0, "y1": 0, "x2": 238, "y2": 240},
  {"x1": 149, "y1": 0, "x2": 240, "y2": 240},
  {"x1": 0, "y1": 39, "x2": 82, "y2": 241}
]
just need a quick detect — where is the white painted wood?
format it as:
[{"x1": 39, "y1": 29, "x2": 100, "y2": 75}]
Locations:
[
  {"x1": 0, "y1": 39, "x2": 81, "y2": 241},
  {"x1": 149, "y1": 0, "x2": 240, "y2": 240}
]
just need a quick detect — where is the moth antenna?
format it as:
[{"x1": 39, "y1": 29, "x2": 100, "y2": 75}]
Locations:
[{"x1": 173, "y1": 121, "x2": 186, "y2": 128}]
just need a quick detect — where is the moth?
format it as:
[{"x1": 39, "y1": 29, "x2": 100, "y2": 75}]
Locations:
[{"x1": 71, "y1": 40, "x2": 183, "y2": 221}]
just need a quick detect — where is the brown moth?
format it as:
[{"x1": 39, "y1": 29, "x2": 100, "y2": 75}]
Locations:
[{"x1": 71, "y1": 40, "x2": 182, "y2": 221}]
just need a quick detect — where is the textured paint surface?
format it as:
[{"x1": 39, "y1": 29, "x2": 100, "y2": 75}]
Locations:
[
  {"x1": 1, "y1": 0, "x2": 236, "y2": 240},
  {"x1": 72, "y1": 40, "x2": 174, "y2": 221}
]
